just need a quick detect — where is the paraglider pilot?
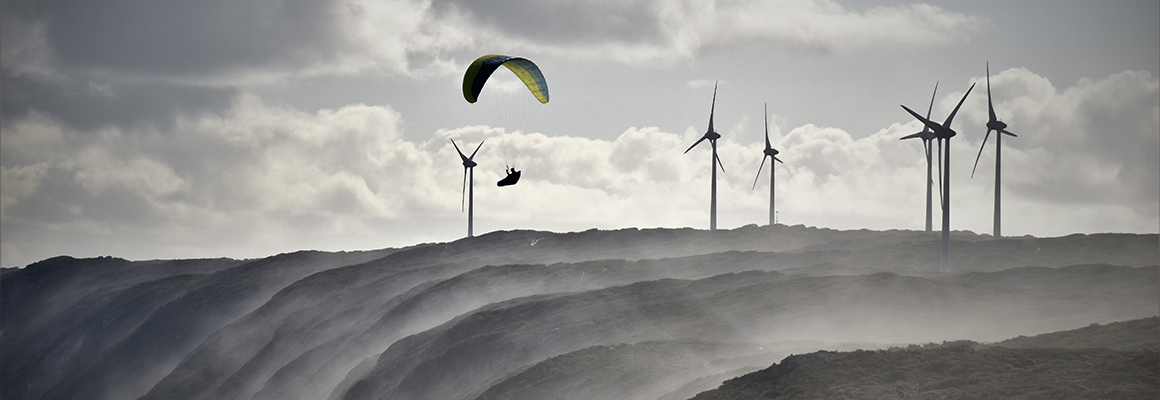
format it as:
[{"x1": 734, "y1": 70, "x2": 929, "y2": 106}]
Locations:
[{"x1": 498, "y1": 166, "x2": 521, "y2": 187}]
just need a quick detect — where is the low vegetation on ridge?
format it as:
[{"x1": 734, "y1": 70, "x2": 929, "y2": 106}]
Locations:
[{"x1": 692, "y1": 317, "x2": 1160, "y2": 399}]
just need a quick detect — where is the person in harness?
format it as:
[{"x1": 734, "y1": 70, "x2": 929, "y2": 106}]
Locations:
[{"x1": 497, "y1": 166, "x2": 521, "y2": 187}]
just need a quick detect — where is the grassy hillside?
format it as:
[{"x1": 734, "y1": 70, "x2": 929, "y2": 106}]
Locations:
[
  {"x1": 692, "y1": 317, "x2": 1160, "y2": 400},
  {"x1": 996, "y1": 317, "x2": 1159, "y2": 351}
]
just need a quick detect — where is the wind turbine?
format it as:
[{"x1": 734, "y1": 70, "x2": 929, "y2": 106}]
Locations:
[
  {"x1": 451, "y1": 138, "x2": 484, "y2": 238},
  {"x1": 751, "y1": 103, "x2": 784, "y2": 226},
  {"x1": 971, "y1": 62, "x2": 1018, "y2": 239},
  {"x1": 685, "y1": 82, "x2": 726, "y2": 231},
  {"x1": 901, "y1": 82, "x2": 975, "y2": 272},
  {"x1": 900, "y1": 82, "x2": 939, "y2": 233}
]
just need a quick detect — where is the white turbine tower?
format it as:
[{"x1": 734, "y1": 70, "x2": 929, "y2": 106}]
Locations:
[
  {"x1": 451, "y1": 138, "x2": 484, "y2": 238},
  {"x1": 971, "y1": 62, "x2": 1018, "y2": 239},
  {"x1": 751, "y1": 103, "x2": 784, "y2": 226},
  {"x1": 685, "y1": 82, "x2": 726, "y2": 231}
]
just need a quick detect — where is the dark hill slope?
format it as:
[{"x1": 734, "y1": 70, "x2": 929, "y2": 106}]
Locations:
[
  {"x1": 691, "y1": 317, "x2": 1160, "y2": 400},
  {"x1": 690, "y1": 346, "x2": 1158, "y2": 400},
  {"x1": 6, "y1": 250, "x2": 393, "y2": 400},
  {"x1": 996, "y1": 317, "x2": 1160, "y2": 351},
  {"x1": 0, "y1": 256, "x2": 245, "y2": 400},
  {"x1": 144, "y1": 251, "x2": 827, "y2": 400},
  {"x1": 476, "y1": 339, "x2": 778, "y2": 400},
  {"x1": 340, "y1": 266, "x2": 1157, "y2": 400},
  {"x1": 1, "y1": 227, "x2": 1156, "y2": 400},
  {"x1": 143, "y1": 231, "x2": 1157, "y2": 400}
]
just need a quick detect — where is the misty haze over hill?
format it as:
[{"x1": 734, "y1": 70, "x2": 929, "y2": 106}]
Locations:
[{"x1": 2, "y1": 225, "x2": 1157, "y2": 400}]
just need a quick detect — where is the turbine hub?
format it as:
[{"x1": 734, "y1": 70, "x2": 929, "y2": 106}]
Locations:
[
  {"x1": 764, "y1": 148, "x2": 779, "y2": 157},
  {"x1": 706, "y1": 131, "x2": 721, "y2": 141},
  {"x1": 987, "y1": 120, "x2": 1007, "y2": 131}
]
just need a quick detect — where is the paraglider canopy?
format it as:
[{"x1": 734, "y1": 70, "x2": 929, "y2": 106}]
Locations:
[
  {"x1": 497, "y1": 167, "x2": 521, "y2": 187},
  {"x1": 463, "y1": 54, "x2": 549, "y2": 104}
]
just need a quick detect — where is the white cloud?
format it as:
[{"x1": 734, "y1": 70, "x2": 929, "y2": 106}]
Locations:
[
  {"x1": 2, "y1": 69, "x2": 1155, "y2": 267},
  {"x1": 952, "y1": 69, "x2": 1160, "y2": 220}
]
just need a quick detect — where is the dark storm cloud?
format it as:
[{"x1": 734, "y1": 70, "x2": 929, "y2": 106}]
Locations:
[
  {"x1": 430, "y1": 0, "x2": 668, "y2": 46},
  {"x1": 11, "y1": 0, "x2": 342, "y2": 79},
  {"x1": 2, "y1": 73, "x2": 235, "y2": 131},
  {"x1": 2, "y1": 0, "x2": 989, "y2": 86},
  {"x1": 425, "y1": 0, "x2": 988, "y2": 66},
  {"x1": 7, "y1": 166, "x2": 158, "y2": 226}
]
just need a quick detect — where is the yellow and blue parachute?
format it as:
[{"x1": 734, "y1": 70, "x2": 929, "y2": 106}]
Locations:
[{"x1": 462, "y1": 54, "x2": 549, "y2": 104}]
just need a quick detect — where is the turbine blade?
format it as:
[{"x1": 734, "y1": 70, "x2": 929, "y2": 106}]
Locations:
[
  {"x1": 451, "y1": 138, "x2": 469, "y2": 163},
  {"x1": 714, "y1": 149, "x2": 726, "y2": 172},
  {"x1": 707, "y1": 82, "x2": 717, "y2": 135},
  {"x1": 925, "y1": 81, "x2": 938, "y2": 133},
  {"x1": 1001, "y1": 129, "x2": 1017, "y2": 137},
  {"x1": 752, "y1": 156, "x2": 768, "y2": 190},
  {"x1": 469, "y1": 140, "x2": 485, "y2": 160},
  {"x1": 971, "y1": 129, "x2": 993, "y2": 179},
  {"x1": 764, "y1": 103, "x2": 772, "y2": 150},
  {"x1": 901, "y1": 104, "x2": 943, "y2": 132},
  {"x1": 987, "y1": 62, "x2": 997, "y2": 123},
  {"x1": 774, "y1": 156, "x2": 784, "y2": 164},
  {"x1": 684, "y1": 135, "x2": 708, "y2": 154},
  {"x1": 900, "y1": 132, "x2": 925, "y2": 140},
  {"x1": 943, "y1": 82, "x2": 976, "y2": 128}
]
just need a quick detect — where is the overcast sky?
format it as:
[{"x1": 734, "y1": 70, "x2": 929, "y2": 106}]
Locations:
[{"x1": 2, "y1": 0, "x2": 1158, "y2": 267}]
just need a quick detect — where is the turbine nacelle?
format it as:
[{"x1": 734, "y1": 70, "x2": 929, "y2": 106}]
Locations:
[
  {"x1": 451, "y1": 138, "x2": 484, "y2": 168},
  {"x1": 983, "y1": 62, "x2": 1018, "y2": 139},
  {"x1": 986, "y1": 120, "x2": 1008, "y2": 132},
  {"x1": 753, "y1": 103, "x2": 785, "y2": 191},
  {"x1": 685, "y1": 81, "x2": 722, "y2": 155},
  {"x1": 450, "y1": 138, "x2": 484, "y2": 213},
  {"x1": 900, "y1": 130, "x2": 937, "y2": 142},
  {"x1": 973, "y1": 62, "x2": 1020, "y2": 179},
  {"x1": 901, "y1": 109, "x2": 956, "y2": 139},
  {"x1": 684, "y1": 132, "x2": 721, "y2": 154},
  {"x1": 901, "y1": 82, "x2": 975, "y2": 141}
]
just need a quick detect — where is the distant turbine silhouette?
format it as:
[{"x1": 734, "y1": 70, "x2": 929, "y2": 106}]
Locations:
[
  {"x1": 900, "y1": 82, "x2": 939, "y2": 233},
  {"x1": 971, "y1": 62, "x2": 1018, "y2": 239},
  {"x1": 685, "y1": 82, "x2": 726, "y2": 231},
  {"x1": 902, "y1": 82, "x2": 975, "y2": 272},
  {"x1": 451, "y1": 139, "x2": 484, "y2": 238},
  {"x1": 752, "y1": 103, "x2": 784, "y2": 226}
]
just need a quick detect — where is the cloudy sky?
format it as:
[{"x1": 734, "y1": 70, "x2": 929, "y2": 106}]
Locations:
[{"x1": 2, "y1": 0, "x2": 1157, "y2": 267}]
